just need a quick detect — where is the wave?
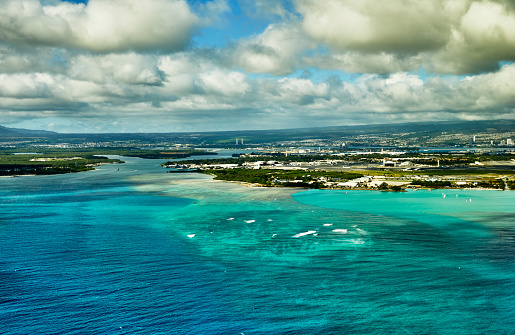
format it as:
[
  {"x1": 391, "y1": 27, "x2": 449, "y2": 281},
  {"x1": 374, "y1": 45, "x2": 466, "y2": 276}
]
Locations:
[
  {"x1": 292, "y1": 230, "x2": 317, "y2": 238},
  {"x1": 332, "y1": 229, "x2": 348, "y2": 234}
]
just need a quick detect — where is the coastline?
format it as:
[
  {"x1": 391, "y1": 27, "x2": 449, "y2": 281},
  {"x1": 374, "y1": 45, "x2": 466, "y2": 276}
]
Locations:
[
  {"x1": 0, "y1": 159, "x2": 123, "y2": 177},
  {"x1": 205, "y1": 173, "x2": 510, "y2": 192}
]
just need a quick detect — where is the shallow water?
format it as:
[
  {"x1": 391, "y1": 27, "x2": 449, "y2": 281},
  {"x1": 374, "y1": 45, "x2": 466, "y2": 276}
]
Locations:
[{"x1": 1, "y1": 157, "x2": 514, "y2": 334}]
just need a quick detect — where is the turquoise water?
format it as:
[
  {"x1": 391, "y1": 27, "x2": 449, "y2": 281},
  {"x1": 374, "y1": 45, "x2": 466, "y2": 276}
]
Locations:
[{"x1": 1, "y1": 157, "x2": 514, "y2": 334}]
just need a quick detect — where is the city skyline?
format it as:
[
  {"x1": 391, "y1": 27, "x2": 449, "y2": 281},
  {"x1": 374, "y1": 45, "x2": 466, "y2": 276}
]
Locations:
[{"x1": 1, "y1": 0, "x2": 515, "y2": 133}]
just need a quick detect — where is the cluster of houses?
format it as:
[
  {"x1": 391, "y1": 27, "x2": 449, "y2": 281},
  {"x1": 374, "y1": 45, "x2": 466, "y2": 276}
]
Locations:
[{"x1": 164, "y1": 159, "x2": 348, "y2": 171}]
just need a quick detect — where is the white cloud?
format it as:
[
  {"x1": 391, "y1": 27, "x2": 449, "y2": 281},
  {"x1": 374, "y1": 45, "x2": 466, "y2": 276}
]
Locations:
[
  {"x1": 231, "y1": 23, "x2": 313, "y2": 75},
  {"x1": 303, "y1": 52, "x2": 422, "y2": 75},
  {"x1": 297, "y1": 0, "x2": 452, "y2": 53},
  {"x1": 0, "y1": 0, "x2": 199, "y2": 53},
  {"x1": 197, "y1": 70, "x2": 250, "y2": 96},
  {"x1": 276, "y1": 78, "x2": 329, "y2": 104},
  {"x1": 295, "y1": 0, "x2": 515, "y2": 75},
  {"x1": 1, "y1": 0, "x2": 515, "y2": 132},
  {"x1": 432, "y1": 0, "x2": 515, "y2": 73},
  {"x1": 68, "y1": 53, "x2": 164, "y2": 86}
]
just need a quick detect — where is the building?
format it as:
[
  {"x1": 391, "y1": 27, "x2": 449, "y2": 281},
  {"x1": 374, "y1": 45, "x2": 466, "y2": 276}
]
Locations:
[{"x1": 383, "y1": 159, "x2": 396, "y2": 167}]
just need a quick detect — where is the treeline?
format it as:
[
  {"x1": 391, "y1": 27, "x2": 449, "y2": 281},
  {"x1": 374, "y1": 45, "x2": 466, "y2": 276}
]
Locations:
[
  {"x1": 204, "y1": 169, "x2": 363, "y2": 188},
  {"x1": 0, "y1": 147, "x2": 213, "y2": 160},
  {"x1": 0, "y1": 164, "x2": 94, "y2": 176},
  {"x1": 411, "y1": 180, "x2": 452, "y2": 188},
  {"x1": 121, "y1": 150, "x2": 213, "y2": 159},
  {"x1": 473, "y1": 179, "x2": 506, "y2": 190},
  {"x1": 357, "y1": 153, "x2": 515, "y2": 164},
  {"x1": 0, "y1": 153, "x2": 121, "y2": 176},
  {"x1": 411, "y1": 178, "x2": 508, "y2": 189}
]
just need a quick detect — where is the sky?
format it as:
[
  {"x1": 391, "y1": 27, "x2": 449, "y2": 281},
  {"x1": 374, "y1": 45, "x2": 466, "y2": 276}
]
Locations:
[{"x1": 1, "y1": 0, "x2": 515, "y2": 133}]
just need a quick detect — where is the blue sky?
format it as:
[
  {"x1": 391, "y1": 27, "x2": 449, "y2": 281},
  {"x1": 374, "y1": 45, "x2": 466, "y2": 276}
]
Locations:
[{"x1": 1, "y1": 0, "x2": 515, "y2": 133}]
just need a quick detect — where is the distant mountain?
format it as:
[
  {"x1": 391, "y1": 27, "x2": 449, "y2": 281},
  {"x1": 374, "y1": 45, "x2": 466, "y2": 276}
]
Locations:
[
  {"x1": 0, "y1": 125, "x2": 58, "y2": 137},
  {"x1": 150, "y1": 119, "x2": 515, "y2": 144},
  {"x1": 1, "y1": 119, "x2": 514, "y2": 144}
]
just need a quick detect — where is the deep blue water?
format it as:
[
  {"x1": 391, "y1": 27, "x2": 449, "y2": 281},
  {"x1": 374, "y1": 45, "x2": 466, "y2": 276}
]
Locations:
[{"x1": 1, "y1": 157, "x2": 514, "y2": 334}]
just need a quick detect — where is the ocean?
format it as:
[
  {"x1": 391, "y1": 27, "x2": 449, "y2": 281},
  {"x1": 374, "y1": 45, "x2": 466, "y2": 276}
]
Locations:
[{"x1": 1, "y1": 156, "x2": 514, "y2": 334}]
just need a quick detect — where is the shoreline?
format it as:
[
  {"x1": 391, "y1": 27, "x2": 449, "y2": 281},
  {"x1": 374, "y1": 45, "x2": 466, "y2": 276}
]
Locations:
[
  {"x1": 209, "y1": 176, "x2": 510, "y2": 192},
  {"x1": 204, "y1": 172, "x2": 510, "y2": 192},
  {"x1": 0, "y1": 160, "x2": 123, "y2": 178}
]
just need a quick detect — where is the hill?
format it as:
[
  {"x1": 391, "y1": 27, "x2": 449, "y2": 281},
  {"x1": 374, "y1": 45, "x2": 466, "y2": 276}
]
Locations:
[
  {"x1": 0, "y1": 125, "x2": 58, "y2": 137},
  {"x1": 1, "y1": 119, "x2": 514, "y2": 147}
]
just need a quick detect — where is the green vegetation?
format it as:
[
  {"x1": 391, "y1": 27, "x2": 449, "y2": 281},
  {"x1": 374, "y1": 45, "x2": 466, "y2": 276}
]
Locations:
[
  {"x1": 1, "y1": 147, "x2": 213, "y2": 160},
  {"x1": 474, "y1": 179, "x2": 506, "y2": 190},
  {"x1": 410, "y1": 178, "x2": 507, "y2": 189},
  {"x1": 0, "y1": 154, "x2": 121, "y2": 176},
  {"x1": 406, "y1": 169, "x2": 515, "y2": 176},
  {"x1": 204, "y1": 169, "x2": 363, "y2": 188},
  {"x1": 411, "y1": 180, "x2": 452, "y2": 188},
  {"x1": 113, "y1": 149, "x2": 212, "y2": 159},
  {"x1": 354, "y1": 152, "x2": 515, "y2": 165},
  {"x1": 0, "y1": 147, "x2": 213, "y2": 176},
  {"x1": 377, "y1": 182, "x2": 405, "y2": 192}
]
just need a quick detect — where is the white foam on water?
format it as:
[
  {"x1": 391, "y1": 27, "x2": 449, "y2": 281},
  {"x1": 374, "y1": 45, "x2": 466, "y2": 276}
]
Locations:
[
  {"x1": 323, "y1": 223, "x2": 333, "y2": 226},
  {"x1": 349, "y1": 239, "x2": 365, "y2": 244},
  {"x1": 292, "y1": 230, "x2": 317, "y2": 238},
  {"x1": 267, "y1": 219, "x2": 273, "y2": 222},
  {"x1": 187, "y1": 234, "x2": 195, "y2": 238},
  {"x1": 245, "y1": 220, "x2": 256, "y2": 223},
  {"x1": 356, "y1": 228, "x2": 366, "y2": 234},
  {"x1": 227, "y1": 218, "x2": 234, "y2": 221},
  {"x1": 332, "y1": 229, "x2": 348, "y2": 234}
]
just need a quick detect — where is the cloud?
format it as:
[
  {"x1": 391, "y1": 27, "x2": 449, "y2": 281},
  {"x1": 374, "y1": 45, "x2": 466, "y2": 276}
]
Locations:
[
  {"x1": 432, "y1": 0, "x2": 515, "y2": 74},
  {"x1": 0, "y1": 73, "x2": 55, "y2": 98},
  {"x1": 303, "y1": 52, "x2": 422, "y2": 75},
  {"x1": 238, "y1": 0, "x2": 296, "y2": 19},
  {"x1": 0, "y1": 0, "x2": 199, "y2": 53},
  {"x1": 297, "y1": 0, "x2": 453, "y2": 54},
  {"x1": 2, "y1": 63, "x2": 515, "y2": 132},
  {"x1": 230, "y1": 23, "x2": 313, "y2": 75},
  {"x1": 295, "y1": 0, "x2": 515, "y2": 75},
  {"x1": 1, "y1": 0, "x2": 515, "y2": 132},
  {"x1": 193, "y1": 0, "x2": 231, "y2": 25},
  {"x1": 0, "y1": 45, "x2": 69, "y2": 74},
  {"x1": 276, "y1": 78, "x2": 329, "y2": 105},
  {"x1": 197, "y1": 69, "x2": 250, "y2": 96},
  {"x1": 68, "y1": 53, "x2": 165, "y2": 86}
]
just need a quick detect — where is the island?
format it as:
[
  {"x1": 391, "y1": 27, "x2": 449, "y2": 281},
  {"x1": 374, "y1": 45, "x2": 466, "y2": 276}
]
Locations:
[
  {"x1": 162, "y1": 152, "x2": 515, "y2": 191},
  {"x1": 0, "y1": 148, "x2": 214, "y2": 176}
]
